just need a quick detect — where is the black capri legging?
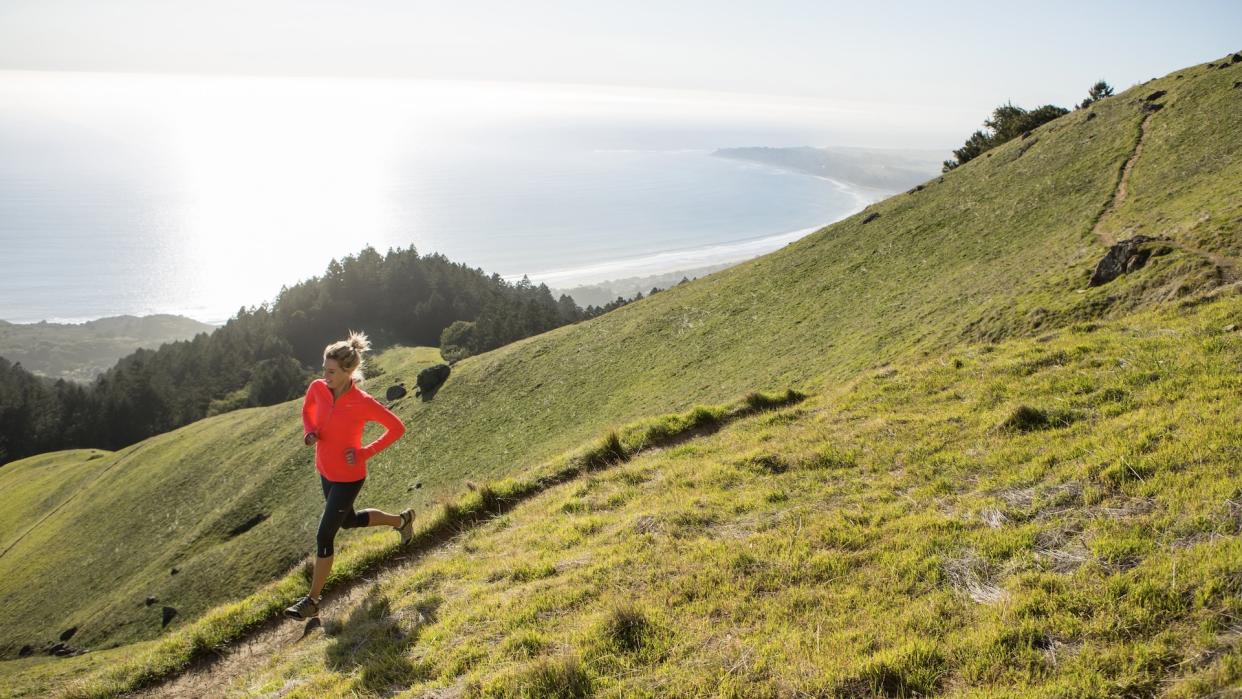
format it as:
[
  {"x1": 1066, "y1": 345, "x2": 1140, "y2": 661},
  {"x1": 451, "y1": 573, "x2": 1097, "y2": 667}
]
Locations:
[{"x1": 317, "y1": 475, "x2": 369, "y2": 557}]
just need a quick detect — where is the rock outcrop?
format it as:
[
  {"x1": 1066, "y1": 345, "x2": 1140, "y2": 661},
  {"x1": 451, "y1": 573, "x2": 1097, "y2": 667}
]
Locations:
[{"x1": 1088, "y1": 236, "x2": 1171, "y2": 287}]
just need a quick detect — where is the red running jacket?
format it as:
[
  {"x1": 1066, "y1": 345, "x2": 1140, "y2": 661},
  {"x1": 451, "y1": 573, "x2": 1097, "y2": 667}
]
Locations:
[{"x1": 301, "y1": 379, "x2": 405, "y2": 482}]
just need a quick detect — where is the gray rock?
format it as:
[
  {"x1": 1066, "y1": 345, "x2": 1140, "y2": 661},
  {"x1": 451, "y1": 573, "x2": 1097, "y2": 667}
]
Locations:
[
  {"x1": 386, "y1": 384, "x2": 407, "y2": 401},
  {"x1": 1089, "y1": 236, "x2": 1169, "y2": 287},
  {"x1": 416, "y1": 364, "x2": 452, "y2": 398}
]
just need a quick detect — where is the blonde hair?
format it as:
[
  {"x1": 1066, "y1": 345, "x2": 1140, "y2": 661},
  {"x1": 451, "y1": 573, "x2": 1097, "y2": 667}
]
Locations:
[{"x1": 323, "y1": 330, "x2": 371, "y2": 382}]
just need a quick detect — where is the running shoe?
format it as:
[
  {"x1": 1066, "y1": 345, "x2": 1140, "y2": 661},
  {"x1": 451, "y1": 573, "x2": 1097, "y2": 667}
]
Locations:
[
  {"x1": 396, "y1": 508, "x2": 415, "y2": 545},
  {"x1": 284, "y1": 595, "x2": 319, "y2": 620}
]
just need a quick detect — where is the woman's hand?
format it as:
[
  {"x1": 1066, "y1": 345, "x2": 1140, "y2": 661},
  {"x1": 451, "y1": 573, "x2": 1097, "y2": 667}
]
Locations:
[
  {"x1": 304, "y1": 433, "x2": 317, "y2": 446},
  {"x1": 344, "y1": 448, "x2": 357, "y2": 466}
]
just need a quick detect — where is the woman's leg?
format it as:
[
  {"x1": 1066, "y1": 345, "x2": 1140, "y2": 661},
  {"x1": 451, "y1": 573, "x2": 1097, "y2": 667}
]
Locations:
[
  {"x1": 354, "y1": 508, "x2": 403, "y2": 528},
  {"x1": 309, "y1": 554, "x2": 333, "y2": 601},
  {"x1": 310, "y1": 477, "x2": 367, "y2": 600},
  {"x1": 332, "y1": 478, "x2": 406, "y2": 529}
]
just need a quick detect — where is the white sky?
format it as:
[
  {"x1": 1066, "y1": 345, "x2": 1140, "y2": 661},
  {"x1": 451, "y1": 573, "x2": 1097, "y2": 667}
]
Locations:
[{"x1": 0, "y1": 1, "x2": 1238, "y2": 143}]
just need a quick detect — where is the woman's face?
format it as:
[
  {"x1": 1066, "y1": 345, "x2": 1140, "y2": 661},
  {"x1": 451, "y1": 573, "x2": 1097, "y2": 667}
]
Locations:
[{"x1": 322, "y1": 358, "x2": 351, "y2": 391}]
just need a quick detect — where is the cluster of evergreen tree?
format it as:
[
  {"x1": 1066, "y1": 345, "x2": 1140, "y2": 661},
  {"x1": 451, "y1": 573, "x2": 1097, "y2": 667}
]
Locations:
[
  {"x1": 941, "y1": 102, "x2": 1069, "y2": 171},
  {"x1": 942, "y1": 81, "x2": 1114, "y2": 172},
  {"x1": 0, "y1": 245, "x2": 645, "y2": 466}
]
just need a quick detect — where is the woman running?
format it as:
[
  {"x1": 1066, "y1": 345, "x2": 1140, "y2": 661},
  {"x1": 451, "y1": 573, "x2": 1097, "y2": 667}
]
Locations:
[{"x1": 285, "y1": 331, "x2": 413, "y2": 620}]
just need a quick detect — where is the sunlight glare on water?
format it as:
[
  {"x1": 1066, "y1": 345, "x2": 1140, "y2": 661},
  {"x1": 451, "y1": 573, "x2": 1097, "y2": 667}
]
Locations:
[{"x1": 0, "y1": 71, "x2": 897, "y2": 323}]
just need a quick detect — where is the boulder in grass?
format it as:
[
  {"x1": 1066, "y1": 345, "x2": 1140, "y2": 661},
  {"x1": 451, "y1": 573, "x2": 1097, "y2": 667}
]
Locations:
[
  {"x1": 145, "y1": 596, "x2": 158, "y2": 606},
  {"x1": 161, "y1": 606, "x2": 177, "y2": 628},
  {"x1": 386, "y1": 384, "x2": 407, "y2": 401},
  {"x1": 862, "y1": 212, "x2": 880, "y2": 224},
  {"x1": 59, "y1": 627, "x2": 77, "y2": 642},
  {"x1": 1145, "y1": 90, "x2": 1167, "y2": 101},
  {"x1": 1088, "y1": 236, "x2": 1171, "y2": 287},
  {"x1": 19, "y1": 645, "x2": 32, "y2": 657},
  {"x1": 416, "y1": 364, "x2": 452, "y2": 399}
]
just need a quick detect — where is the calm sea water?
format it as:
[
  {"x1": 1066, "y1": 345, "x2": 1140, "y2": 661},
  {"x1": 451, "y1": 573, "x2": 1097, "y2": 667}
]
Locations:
[{"x1": 0, "y1": 72, "x2": 885, "y2": 324}]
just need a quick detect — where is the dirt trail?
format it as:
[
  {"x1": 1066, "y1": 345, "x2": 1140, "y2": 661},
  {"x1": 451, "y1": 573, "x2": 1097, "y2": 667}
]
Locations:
[
  {"x1": 1091, "y1": 112, "x2": 1153, "y2": 248},
  {"x1": 134, "y1": 567, "x2": 400, "y2": 698}
]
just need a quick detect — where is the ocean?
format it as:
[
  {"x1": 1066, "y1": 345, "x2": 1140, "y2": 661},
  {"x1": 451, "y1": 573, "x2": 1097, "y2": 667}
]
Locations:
[{"x1": 0, "y1": 71, "x2": 890, "y2": 324}]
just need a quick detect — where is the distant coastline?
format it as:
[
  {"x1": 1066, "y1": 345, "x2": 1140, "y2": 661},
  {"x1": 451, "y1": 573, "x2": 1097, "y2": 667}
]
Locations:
[
  {"x1": 713, "y1": 145, "x2": 943, "y2": 192},
  {"x1": 528, "y1": 169, "x2": 894, "y2": 294},
  {"x1": 0, "y1": 314, "x2": 216, "y2": 382}
]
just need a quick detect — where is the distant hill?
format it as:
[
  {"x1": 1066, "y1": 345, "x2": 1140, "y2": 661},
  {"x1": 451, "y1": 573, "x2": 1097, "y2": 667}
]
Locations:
[
  {"x1": 0, "y1": 314, "x2": 216, "y2": 382},
  {"x1": 553, "y1": 262, "x2": 734, "y2": 308},
  {"x1": 714, "y1": 144, "x2": 943, "y2": 191}
]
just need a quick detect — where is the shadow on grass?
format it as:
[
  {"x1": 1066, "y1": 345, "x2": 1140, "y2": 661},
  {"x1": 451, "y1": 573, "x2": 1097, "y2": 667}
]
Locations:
[
  {"x1": 323, "y1": 588, "x2": 425, "y2": 693},
  {"x1": 418, "y1": 383, "x2": 443, "y2": 402}
]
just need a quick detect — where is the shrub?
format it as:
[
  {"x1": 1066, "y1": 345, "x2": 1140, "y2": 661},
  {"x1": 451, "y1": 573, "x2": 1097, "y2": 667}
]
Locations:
[
  {"x1": 581, "y1": 431, "x2": 626, "y2": 470},
  {"x1": 485, "y1": 654, "x2": 593, "y2": 698},
  {"x1": 599, "y1": 603, "x2": 652, "y2": 653},
  {"x1": 999, "y1": 404, "x2": 1076, "y2": 432},
  {"x1": 1078, "y1": 79, "x2": 1115, "y2": 109}
]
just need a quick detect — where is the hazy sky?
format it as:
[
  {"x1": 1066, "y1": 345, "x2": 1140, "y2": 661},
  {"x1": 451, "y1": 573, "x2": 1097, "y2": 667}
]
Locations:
[{"x1": 2, "y1": 1, "x2": 1238, "y2": 118}]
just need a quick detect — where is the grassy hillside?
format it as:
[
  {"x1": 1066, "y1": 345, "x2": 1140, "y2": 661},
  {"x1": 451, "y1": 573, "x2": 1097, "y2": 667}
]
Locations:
[
  {"x1": 0, "y1": 347, "x2": 445, "y2": 654},
  {"x1": 0, "y1": 449, "x2": 112, "y2": 557},
  {"x1": 101, "y1": 292, "x2": 1242, "y2": 697},
  {"x1": 1, "y1": 52, "x2": 1240, "y2": 695}
]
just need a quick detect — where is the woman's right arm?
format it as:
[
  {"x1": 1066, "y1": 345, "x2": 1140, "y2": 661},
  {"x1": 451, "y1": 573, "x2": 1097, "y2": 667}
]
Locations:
[{"x1": 301, "y1": 383, "x2": 319, "y2": 445}]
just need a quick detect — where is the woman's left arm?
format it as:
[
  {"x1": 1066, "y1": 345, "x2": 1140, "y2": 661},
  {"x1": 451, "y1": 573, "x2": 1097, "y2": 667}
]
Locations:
[{"x1": 358, "y1": 395, "x2": 407, "y2": 460}]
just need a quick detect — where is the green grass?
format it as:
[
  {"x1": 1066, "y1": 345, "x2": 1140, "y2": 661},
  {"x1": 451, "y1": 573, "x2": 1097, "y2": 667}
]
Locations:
[
  {"x1": 2, "y1": 52, "x2": 1241, "y2": 696},
  {"x1": 133, "y1": 294, "x2": 1240, "y2": 698},
  {"x1": 0, "y1": 449, "x2": 113, "y2": 558},
  {"x1": 0, "y1": 391, "x2": 803, "y2": 697}
]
